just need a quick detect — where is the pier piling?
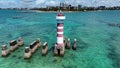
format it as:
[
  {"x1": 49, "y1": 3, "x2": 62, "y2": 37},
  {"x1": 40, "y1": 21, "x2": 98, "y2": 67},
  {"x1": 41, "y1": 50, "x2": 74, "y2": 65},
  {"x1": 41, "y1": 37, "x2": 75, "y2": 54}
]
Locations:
[
  {"x1": 10, "y1": 40, "x2": 18, "y2": 51},
  {"x1": 72, "y1": 39, "x2": 77, "y2": 50},
  {"x1": 66, "y1": 38, "x2": 71, "y2": 49},
  {"x1": 1, "y1": 45, "x2": 10, "y2": 57},
  {"x1": 29, "y1": 38, "x2": 41, "y2": 54},
  {"x1": 36, "y1": 38, "x2": 41, "y2": 48},
  {"x1": 18, "y1": 37, "x2": 24, "y2": 46},
  {"x1": 24, "y1": 47, "x2": 31, "y2": 59},
  {"x1": 42, "y1": 42, "x2": 48, "y2": 56}
]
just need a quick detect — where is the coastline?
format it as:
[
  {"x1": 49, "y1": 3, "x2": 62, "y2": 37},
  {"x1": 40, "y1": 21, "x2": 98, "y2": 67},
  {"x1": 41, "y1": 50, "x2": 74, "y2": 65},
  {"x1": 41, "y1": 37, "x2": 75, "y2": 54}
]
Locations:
[
  {"x1": 16, "y1": 9, "x2": 120, "y2": 13},
  {"x1": 0, "y1": 9, "x2": 120, "y2": 13}
]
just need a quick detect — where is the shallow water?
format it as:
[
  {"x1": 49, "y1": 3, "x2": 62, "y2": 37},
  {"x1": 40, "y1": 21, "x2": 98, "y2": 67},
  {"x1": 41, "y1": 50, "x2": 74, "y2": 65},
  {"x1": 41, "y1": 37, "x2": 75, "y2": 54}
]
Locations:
[{"x1": 0, "y1": 10, "x2": 120, "y2": 68}]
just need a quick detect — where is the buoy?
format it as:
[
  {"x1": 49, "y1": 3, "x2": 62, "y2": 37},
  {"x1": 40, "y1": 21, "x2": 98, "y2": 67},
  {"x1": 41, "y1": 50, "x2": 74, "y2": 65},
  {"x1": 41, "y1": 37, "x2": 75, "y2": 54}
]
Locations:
[
  {"x1": 18, "y1": 37, "x2": 24, "y2": 46},
  {"x1": 1, "y1": 45, "x2": 10, "y2": 57},
  {"x1": 24, "y1": 47, "x2": 31, "y2": 59},
  {"x1": 42, "y1": 42, "x2": 48, "y2": 56},
  {"x1": 66, "y1": 38, "x2": 70, "y2": 49},
  {"x1": 10, "y1": 40, "x2": 18, "y2": 51},
  {"x1": 54, "y1": 12, "x2": 66, "y2": 57},
  {"x1": 30, "y1": 39, "x2": 40, "y2": 53},
  {"x1": 72, "y1": 39, "x2": 77, "y2": 50}
]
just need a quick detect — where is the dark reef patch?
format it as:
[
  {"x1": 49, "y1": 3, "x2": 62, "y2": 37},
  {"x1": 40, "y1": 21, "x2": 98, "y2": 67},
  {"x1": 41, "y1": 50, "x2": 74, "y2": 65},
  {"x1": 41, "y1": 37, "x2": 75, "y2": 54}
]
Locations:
[
  {"x1": 17, "y1": 50, "x2": 21, "y2": 52},
  {"x1": 107, "y1": 44, "x2": 120, "y2": 68},
  {"x1": 62, "y1": 64, "x2": 77, "y2": 68},
  {"x1": 12, "y1": 55, "x2": 17, "y2": 58},
  {"x1": 18, "y1": 56, "x2": 22, "y2": 59},
  {"x1": 26, "y1": 60, "x2": 31, "y2": 63},
  {"x1": 107, "y1": 34, "x2": 120, "y2": 68},
  {"x1": 107, "y1": 23, "x2": 120, "y2": 28},
  {"x1": 98, "y1": 20, "x2": 120, "y2": 28},
  {"x1": 15, "y1": 61, "x2": 19, "y2": 64}
]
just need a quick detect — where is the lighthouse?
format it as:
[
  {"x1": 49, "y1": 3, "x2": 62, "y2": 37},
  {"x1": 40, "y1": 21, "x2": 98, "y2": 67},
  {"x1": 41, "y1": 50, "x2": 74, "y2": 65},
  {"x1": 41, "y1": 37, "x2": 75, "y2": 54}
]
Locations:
[{"x1": 54, "y1": 12, "x2": 66, "y2": 56}]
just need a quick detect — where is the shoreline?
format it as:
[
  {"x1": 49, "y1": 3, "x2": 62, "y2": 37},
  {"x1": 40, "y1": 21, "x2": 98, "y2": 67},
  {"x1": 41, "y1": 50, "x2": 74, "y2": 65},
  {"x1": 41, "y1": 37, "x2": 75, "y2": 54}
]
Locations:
[
  {"x1": 17, "y1": 10, "x2": 120, "y2": 13},
  {"x1": 0, "y1": 9, "x2": 120, "y2": 13}
]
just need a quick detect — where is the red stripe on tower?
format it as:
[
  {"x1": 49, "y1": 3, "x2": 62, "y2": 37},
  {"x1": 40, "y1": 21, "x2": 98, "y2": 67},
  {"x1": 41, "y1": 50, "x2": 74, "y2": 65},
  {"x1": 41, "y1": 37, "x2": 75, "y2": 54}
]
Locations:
[
  {"x1": 57, "y1": 29, "x2": 63, "y2": 32},
  {"x1": 57, "y1": 34, "x2": 63, "y2": 37}
]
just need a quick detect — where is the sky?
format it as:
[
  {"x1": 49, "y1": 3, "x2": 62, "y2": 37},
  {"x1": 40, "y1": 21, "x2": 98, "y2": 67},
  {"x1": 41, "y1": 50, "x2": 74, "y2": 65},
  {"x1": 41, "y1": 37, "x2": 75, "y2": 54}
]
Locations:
[{"x1": 0, "y1": 0, "x2": 120, "y2": 8}]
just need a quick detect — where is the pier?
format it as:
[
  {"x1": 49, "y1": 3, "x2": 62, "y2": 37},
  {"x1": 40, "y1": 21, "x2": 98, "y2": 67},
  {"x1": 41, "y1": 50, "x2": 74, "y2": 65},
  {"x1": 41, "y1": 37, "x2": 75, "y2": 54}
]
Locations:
[
  {"x1": 42, "y1": 42, "x2": 48, "y2": 56},
  {"x1": 1, "y1": 45, "x2": 10, "y2": 57},
  {"x1": 1, "y1": 12, "x2": 77, "y2": 58}
]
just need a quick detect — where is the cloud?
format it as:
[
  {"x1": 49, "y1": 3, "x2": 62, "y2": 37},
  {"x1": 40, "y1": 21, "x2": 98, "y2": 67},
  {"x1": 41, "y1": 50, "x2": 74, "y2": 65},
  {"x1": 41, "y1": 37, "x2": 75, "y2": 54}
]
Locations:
[
  {"x1": 45, "y1": 0, "x2": 60, "y2": 6},
  {"x1": 0, "y1": 0, "x2": 19, "y2": 8},
  {"x1": 35, "y1": 0, "x2": 45, "y2": 5},
  {"x1": 64, "y1": 0, "x2": 120, "y2": 7},
  {"x1": 0, "y1": 0, "x2": 120, "y2": 8}
]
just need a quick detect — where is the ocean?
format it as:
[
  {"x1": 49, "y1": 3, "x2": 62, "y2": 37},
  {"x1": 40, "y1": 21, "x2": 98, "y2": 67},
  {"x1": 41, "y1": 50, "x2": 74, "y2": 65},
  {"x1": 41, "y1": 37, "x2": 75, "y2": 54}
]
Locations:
[{"x1": 0, "y1": 10, "x2": 120, "y2": 68}]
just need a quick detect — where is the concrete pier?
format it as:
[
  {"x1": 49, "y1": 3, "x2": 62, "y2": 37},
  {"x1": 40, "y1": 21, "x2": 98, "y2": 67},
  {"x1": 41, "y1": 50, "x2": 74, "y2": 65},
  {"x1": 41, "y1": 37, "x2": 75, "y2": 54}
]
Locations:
[
  {"x1": 54, "y1": 43, "x2": 64, "y2": 57},
  {"x1": 10, "y1": 40, "x2": 18, "y2": 51},
  {"x1": 1, "y1": 45, "x2": 10, "y2": 57},
  {"x1": 36, "y1": 38, "x2": 41, "y2": 48},
  {"x1": 42, "y1": 42, "x2": 48, "y2": 56},
  {"x1": 24, "y1": 47, "x2": 31, "y2": 59},
  {"x1": 18, "y1": 37, "x2": 24, "y2": 46},
  {"x1": 72, "y1": 39, "x2": 77, "y2": 50},
  {"x1": 66, "y1": 38, "x2": 71, "y2": 49},
  {"x1": 30, "y1": 39, "x2": 41, "y2": 53}
]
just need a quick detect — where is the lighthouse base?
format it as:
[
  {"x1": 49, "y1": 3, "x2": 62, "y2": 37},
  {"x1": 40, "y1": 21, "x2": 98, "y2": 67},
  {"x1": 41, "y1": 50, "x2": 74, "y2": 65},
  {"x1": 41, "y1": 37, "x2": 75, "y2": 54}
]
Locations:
[{"x1": 54, "y1": 45, "x2": 64, "y2": 57}]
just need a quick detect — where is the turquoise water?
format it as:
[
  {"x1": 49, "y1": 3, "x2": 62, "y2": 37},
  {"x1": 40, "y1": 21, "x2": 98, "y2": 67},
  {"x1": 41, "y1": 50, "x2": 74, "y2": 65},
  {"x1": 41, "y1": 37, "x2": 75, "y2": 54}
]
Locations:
[{"x1": 0, "y1": 10, "x2": 120, "y2": 68}]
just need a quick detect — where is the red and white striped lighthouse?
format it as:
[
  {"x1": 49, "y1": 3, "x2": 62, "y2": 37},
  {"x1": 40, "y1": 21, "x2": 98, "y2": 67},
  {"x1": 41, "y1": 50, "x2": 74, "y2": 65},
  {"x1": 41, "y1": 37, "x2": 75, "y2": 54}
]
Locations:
[{"x1": 56, "y1": 12, "x2": 66, "y2": 50}]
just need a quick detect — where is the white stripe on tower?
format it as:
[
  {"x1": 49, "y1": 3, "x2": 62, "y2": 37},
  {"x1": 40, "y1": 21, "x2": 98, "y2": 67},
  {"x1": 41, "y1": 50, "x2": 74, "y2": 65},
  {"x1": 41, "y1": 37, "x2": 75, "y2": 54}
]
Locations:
[{"x1": 57, "y1": 27, "x2": 63, "y2": 29}]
